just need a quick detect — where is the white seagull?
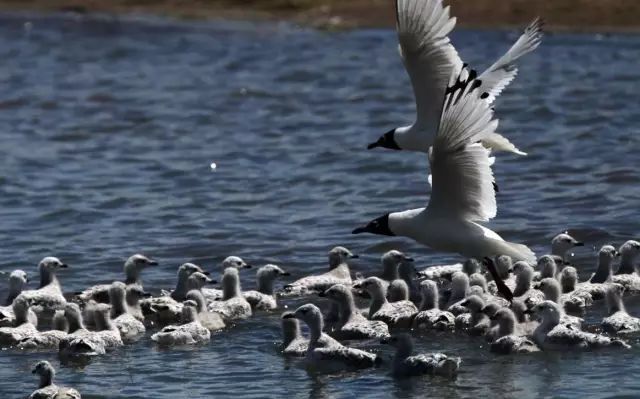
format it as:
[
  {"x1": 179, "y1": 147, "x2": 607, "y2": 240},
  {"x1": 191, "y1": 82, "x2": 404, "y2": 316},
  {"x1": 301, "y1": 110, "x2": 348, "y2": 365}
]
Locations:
[
  {"x1": 367, "y1": 0, "x2": 542, "y2": 154},
  {"x1": 353, "y1": 67, "x2": 536, "y2": 263}
]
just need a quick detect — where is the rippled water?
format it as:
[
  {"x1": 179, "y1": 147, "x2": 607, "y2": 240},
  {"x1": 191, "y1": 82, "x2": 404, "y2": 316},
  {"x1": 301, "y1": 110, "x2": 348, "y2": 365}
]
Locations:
[{"x1": 1, "y1": 12, "x2": 639, "y2": 398}]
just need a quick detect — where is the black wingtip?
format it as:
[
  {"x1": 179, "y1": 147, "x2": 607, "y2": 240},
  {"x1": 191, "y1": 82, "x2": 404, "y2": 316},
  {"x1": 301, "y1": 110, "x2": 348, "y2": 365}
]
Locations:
[
  {"x1": 529, "y1": 16, "x2": 545, "y2": 32},
  {"x1": 493, "y1": 182, "x2": 499, "y2": 193},
  {"x1": 483, "y1": 257, "x2": 513, "y2": 302},
  {"x1": 394, "y1": 0, "x2": 400, "y2": 27},
  {"x1": 374, "y1": 355, "x2": 383, "y2": 366}
]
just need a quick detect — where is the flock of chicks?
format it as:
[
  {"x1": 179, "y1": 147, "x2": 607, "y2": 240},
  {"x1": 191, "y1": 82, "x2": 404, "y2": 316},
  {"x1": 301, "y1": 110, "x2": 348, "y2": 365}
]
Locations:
[{"x1": 2, "y1": 233, "x2": 640, "y2": 397}]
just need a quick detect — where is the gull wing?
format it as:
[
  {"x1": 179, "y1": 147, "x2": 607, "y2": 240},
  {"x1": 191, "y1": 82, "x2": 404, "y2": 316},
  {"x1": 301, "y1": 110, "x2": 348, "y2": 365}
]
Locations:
[
  {"x1": 478, "y1": 18, "x2": 544, "y2": 103},
  {"x1": 427, "y1": 67, "x2": 498, "y2": 222},
  {"x1": 396, "y1": 0, "x2": 463, "y2": 130}
]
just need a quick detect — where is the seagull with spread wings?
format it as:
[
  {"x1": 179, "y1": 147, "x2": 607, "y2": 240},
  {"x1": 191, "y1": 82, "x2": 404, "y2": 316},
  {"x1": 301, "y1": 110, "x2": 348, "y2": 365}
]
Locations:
[
  {"x1": 353, "y1": 67, "x2": 536, "y2": 263},
  {"x1": 367, "y1": 0, "x2": 542, "y2": 155}
]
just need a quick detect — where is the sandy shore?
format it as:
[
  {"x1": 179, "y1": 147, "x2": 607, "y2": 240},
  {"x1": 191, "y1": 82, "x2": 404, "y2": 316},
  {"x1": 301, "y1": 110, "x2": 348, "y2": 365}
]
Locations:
[{"x1": 0, "y1": 0, "x2": 639, "y2": 32}]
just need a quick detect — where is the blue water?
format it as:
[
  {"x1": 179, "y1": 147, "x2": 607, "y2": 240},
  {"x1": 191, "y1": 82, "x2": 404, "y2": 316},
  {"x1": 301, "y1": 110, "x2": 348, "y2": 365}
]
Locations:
[{"x1": 0, "y1": 12, "x2": 639, "y2": 398}]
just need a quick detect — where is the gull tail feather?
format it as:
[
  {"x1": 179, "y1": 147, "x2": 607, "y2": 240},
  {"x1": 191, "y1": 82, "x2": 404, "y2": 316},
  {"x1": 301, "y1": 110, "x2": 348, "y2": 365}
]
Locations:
[
  {"x1": 489, "y1": 239, "x2": 536, "y2": 264},
  {"x1": 482, "y1": 133, "x2": 527, "y2": 156}
]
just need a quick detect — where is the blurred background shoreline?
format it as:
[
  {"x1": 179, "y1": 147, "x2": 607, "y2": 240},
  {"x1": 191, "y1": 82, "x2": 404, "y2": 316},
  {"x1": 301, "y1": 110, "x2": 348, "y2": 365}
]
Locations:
[{"x1": 1, "y1": 0, "x2": 639, "y2": 32}]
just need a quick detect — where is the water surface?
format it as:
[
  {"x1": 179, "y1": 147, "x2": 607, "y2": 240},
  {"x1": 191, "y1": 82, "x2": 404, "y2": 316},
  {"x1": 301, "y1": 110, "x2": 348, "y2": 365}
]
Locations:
[{"x1": 0, "y1": 13, "x2": 639, "y2": 398}]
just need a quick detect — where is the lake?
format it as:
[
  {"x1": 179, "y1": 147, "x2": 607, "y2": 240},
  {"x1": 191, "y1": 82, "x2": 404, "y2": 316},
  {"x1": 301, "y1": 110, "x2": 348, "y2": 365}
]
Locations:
[{"x1": 0, "y1": 12, "x2": 639, "y2": 398}]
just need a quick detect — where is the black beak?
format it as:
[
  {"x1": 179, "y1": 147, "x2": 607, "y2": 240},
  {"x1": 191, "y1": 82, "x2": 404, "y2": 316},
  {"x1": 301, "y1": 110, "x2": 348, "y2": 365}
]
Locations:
[
  {"x1": 141, "y1": 291, "x2": 152, "y2": 298},
  {"x1": 282, "y1": 313, "x2": 295, "y2": 319},
  {"x1": 32, "y1": 369, "x2": 37, "y2": 374},
  {"x1": 575, "y1": 242, "x2": 584, "y2": 247},
  {"x1": 60, "y1": 263, "x2": 68, "y2": 268},
  {"x1": 148, "y1": 260, "x2": 159, "y2": 266},
  {"x1": 352, "y1": 226, "x2": 368, "y2": 234},
  {"x1": 403, "y1": 256, "x2": 414, "y2": 262},
  {"x1": 208, "y1": 279, "x2": 217, "y2": 285},
  {"x1": 367, "y1": 140, "x2": 381, "y2": 150},
  {"x1": 245, "y1": 264, "x2": 253, "y2": 269},
  {"x1": 202, "y1": 271, "x2": 211, "y2": 275},
  {"x1": 350, "y1": 254, "x2": 359, "y2": 259},
  {"x1": 282, "y1": 272, "x2": 291, "y2": 276}
]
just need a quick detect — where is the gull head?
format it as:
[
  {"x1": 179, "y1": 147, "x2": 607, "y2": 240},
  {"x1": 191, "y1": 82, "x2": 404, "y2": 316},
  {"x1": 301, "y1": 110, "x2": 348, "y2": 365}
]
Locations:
[
  {"x1": 64, "y1": 302, "x2": 82, "y2": 319},
  {"x1": 352, "y1": 214, "x2": 394, "y2": 236},
  {"x1": 530, "y1": 300, "x2": 562, "y2": 325},
  {"x1": 328, "y1": 246, "x2": 358, "y2": 268},
  {"x1": 491, "y1": 308, "x2": 517, "y2": 336},
  {"x1": 599, "y1": 245, "x2": 620, "y2": 263},
  {"x1": 619, "y1": 240, "x2": 640, "y2": 261},
  {"x1": 32, "y1": 360, "x2": 55, "y2": 379},
  {"x1": 125, "y1": 254, "x2": 158, "y2": 269},
  {"x1": 367, "y1": 128, "x2": 401, "y2": 150},
  {"x1": 469, "y1": 273, "x2": 488, "y2": 293},
  {"x1": 605, "y1": 283, "x2": 625, "y2": 314},
  {"x1": 535, "y1": 277, "x2": 561, "y2": 303},
  {"x1": 451, "y1": 271, "x2": 470, "y2": 297},
  {"x1": 551, "y1": 232, "x2": 584, "y2": 257},
  {"x1": 320, "y1": 284, "x2": 352, "y2": 303},
  {"x1": 381, "y1": 250, "x2": 413, "y2": 267},
  {"x1": 281, "y1": 311, "x2": 301, "y2": 343},
  {"x1": 513, "y1": 261, "x2": 533, "y2": 275},
  {"x1": 222, "y1": 256, "x2": 252, "y2": 270},
  {"x1": 9, "y1": 269, "x2": 29, "y2": 288},
  {"x1": 284, "y1": 303, "x2": 323, "y2": 328},
  {"x1": 559, "y1": 266, "x2": 578, "y2": 292},
  {"x1": 380, "y1": 333, "x2": 414, "y2": 353},
  {"x1": 482, "y1": 302, "x2": 501, "y2": 318},
  {"x1": 187, "y1": 272, "x2": 215, "y2": 290},
  {"x1": 537, "y1": 255, "x2": 558, "y2": 279},
  {"x1": 181, "y1": 299, "x2": 199, "y2": 322},
  {"x1": 178, "y1": 263, "x2": 209, "y2": 278},
  {"x1": 12, "y1": 295, "x2": 31, "y2": 319},
  {"x1": 353, "y1": 276, "x2": 386, "y2": 299},
  {"x1": 494, "y1": 255, "x2": 513, "y2": 279},
  {"x1": 463, "y1": 258, "x2": 481, "y2": 275},
  {"x1": 419, "y1": 280, "x2": 438, "y2": 309},
  {"x1": 257, "y1": 264, "x2": 289, "y2": 279},
  {"x1": 459, "y1": 295, "x2": 485, "y2": 312},
  {"x1": 38, "y1": 256, "x2": 68, "y2": 272}
]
